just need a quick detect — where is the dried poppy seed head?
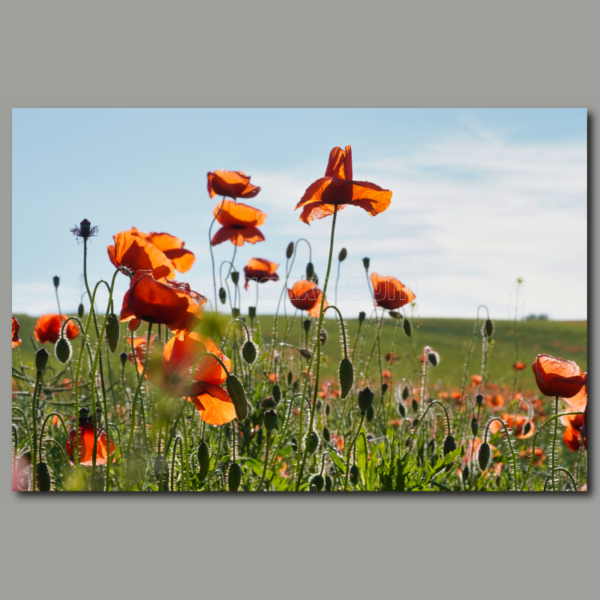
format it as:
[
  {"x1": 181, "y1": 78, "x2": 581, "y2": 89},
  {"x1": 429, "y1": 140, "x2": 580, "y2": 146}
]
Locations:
[{"x1": 71, "y1": 219, "x2": 98, "y2": 242}]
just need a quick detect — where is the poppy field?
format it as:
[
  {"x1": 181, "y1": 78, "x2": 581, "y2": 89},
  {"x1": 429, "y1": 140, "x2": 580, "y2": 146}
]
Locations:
[{"x1": 11, "y1": 145, "x2": 588, "y2": 492}]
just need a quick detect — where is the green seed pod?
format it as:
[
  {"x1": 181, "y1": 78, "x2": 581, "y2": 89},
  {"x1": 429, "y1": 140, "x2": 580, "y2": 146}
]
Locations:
[
  {"x1": 358, "y1": 387, "x2": 374, "y2": 414},
  {"x1": 478, "y1": 442, "x2": 491, "y2": 471},
  {"x1": 231, "y1": 307, "x2": 240, "y2": 319},
  {"x1": 287, "y1": 371, "x2": 293, "y2": 386},
  {"x1": 55, "y1": 337, "x2": 72, "y2": 364},
  {"x1": 323, "y1": 426, "x2": 331, "y2": 443},
  {"x1": 350, "y1": 464, "x2": 360, "y2": 485},
  {"x1": 120, "y1": 351, "x2": 128, "y2": 366},
  {"x1": 365, "y1": 405, "x2": 375, "y2": 422},
  {"x1": 272, "y1": 384, "x2": 281, "y2": 404},
  {"x1": 358, "y1": 311, "x2": 366, "y2": 324},
  {"x1": 286, "y1": 241, "x2": 295, "y2": 259},
  {"x1": 306, "y1": 262, "x2": 314, "y2": 279},
  {"x1": 462, "y1": 465, "x2": 470, "y2": 482},
  {"x1": 303, "y1": 318, "x2": 311, "y2": 334},
  {"x1": 338, "y1": 248, "x2": 347, "y2": 262},
  {"x1": 53, "y1": 276, "x2": 60, "y2": 289},
  {"x1": 412, "y1": 417, "x2": 419, "y2": 428},
  {"x1": 105, "y1": 313, "x2": 120, "y2": 353},
  {"x1": 325, "y1": 403, "x2": 330, "y2": 416},
  {"x1": 311, "y1": 474, "x2": 325, "y2": 491},
  {"x1": 219, "y1": 287, "x2": 227, "y2": 304},
  {"x1": 78, "y1": 303, "x2": 85, "y2": 318},
  {"x1": 476, "y1": 393, "x2": 484, "y2": 406},
  {"x1": 305, "y1": 430, "x2": 320, "y2": 455},
  {"x1": 35, "y1": 348, "x2": 50, "y2": 374},
  {"x1": 362, "y1": 257, "x2": 370, "y2": 270},
  {"x1": 248, "y1": 306, "x2": 256, "y2": 320},
  {"x1": 411, "y1": 398, "x2": 419, "y2": 413},
  {"x1": 397, "y1": 403, "x2": 406, "y2": 418},
  {"x1": 36, "y1": 462, "x2": 51, "y2": 492},
  {"x1": 260, "y1": 396, "x2": 277, "y2": 409},
  {"x1": 403, "y1": 318, "x2": 412, "y2": 337},
  {"x1": 91, "y1": 469, "x2": 105, "y2": 492},
  {"x1": 263, "y1": 409, "x2": 278, "y2": 434},
  {"x1": 471, "y1": 417, "x2": 479, "y2": 436},
  {"x1": 231, "y1": 271, "x2": 240, "y2": 285},
  {"x1": 443, "y1": 434, "x2": 457, "y2": 457},
  {"x1": 338, "y1": 358, "x2": 354, "y2": 399},
  {"x1": 241, "y1": 340, "x2": 257, "y2": 364},
  {"x1": 484, "y1": 318, "x2": 494, "y2": 338},
  {"x1": 228, "y1": 463, "x2": 242, "y2": 492},
  {"x1": 427, "y1": 351, "x2": 440, "y2": 367},
  {"x1": 226, "y1": 375, "x2": 249, "y2": 422},
  {"x1": 197, "y1": 441, "x2": 210, "y2": 474},
  {"x1": 325, "y1": 474, "x2": 333, "y2": 491}
]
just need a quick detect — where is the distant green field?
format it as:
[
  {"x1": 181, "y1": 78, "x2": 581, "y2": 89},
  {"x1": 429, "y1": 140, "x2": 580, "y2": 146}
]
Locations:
[{"x1": 13, "y1": 313, "x2": 587, "y2": 394}]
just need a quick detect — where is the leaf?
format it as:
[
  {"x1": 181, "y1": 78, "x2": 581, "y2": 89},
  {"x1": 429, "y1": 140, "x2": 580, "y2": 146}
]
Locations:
[
  {"x1": 326, "y1": 442, "x2": 347, "y2": 475},
  {"x1": 356, "y1": 429, "x2": 367, "y2": 483}
]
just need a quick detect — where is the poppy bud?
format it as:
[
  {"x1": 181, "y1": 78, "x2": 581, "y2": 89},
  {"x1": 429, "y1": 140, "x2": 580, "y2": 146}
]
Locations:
[
  {"x1": 358, "y1": 311, "x2": 366, "y2": 325},
  {"x1": 362, "y1": 257, "x2": 370, "y2": 270},
  {"x1": 323, "y1": 426, "x2": 331, "y2": 442},
  {"x1": 311, "y1": 474, "x2": 325, "y2": 491},
  {"x1": 231, "y1": 308, "x2": 240, "y2": 319},
  {"x1": 105, "y1": 313, "x2": 120, "y2": 353},
  {"x1": 241, "y1": 340, "x2": 257, "y2": 364},
  {"x1": 36, "y1": 462, "x2": 51, "y2": 492},
  {"x1": 303, "y1": 319, "x2": 311, "y2": 334},
  {"x1": 226, "y1": 375, "x2": 249, "y2": 422},
  {"x1": 325, "y1": 474, "x2": 333, "y2": 491},
  {"x1": 198, "y1": 441, "x2": 210, "y2": 470},
  {"x1": 299, "y1": 348, "x2": 312, "y2": 360},
  {"x1": 388, "y1": 311, "x2": 402, "y2": 319},
  {"x1": 248, "y1": 306, "x2": 256, "y2": 320},
  {"x1": 337, "y1": 357, "x2": 354, "y2": 400},
  {"x1": 287, "y1": 371, "x2": 293, "y2": 386},
  {"x1": 358, "y1": 387, "x2": 374, "y2": 414},
  {"x1": 55, "y1": 337, "x2": 72, "y2": 364},
  {"x1": 228, "y1": 462, "x2": 242, "y2": 492},
  {"x1": 120, "y1": 351, "x2": 128, "y2": 366},
  {"x1": 79, "y1": 407, "x2": 90, "y2": 421},
  {"x1": 263, "y1": 409, "x2": 278, "y2": 434},
  {"x1": 443, "y1": 434, "x2": 457, "y2": 456},
  {"x1": 306, "y1": 262, "x2": 314, "y2": 279},
  {"x1": 261, "y1": 396, "x2": 277, "y2": 409},
  {"x1": 350, "y1": 464, "x2": 360, "y2": 485},
  {"x1": 231, "y1": 271, "x2": 240, "y2": 286},
  {"x1": 365, "y1": 405, "x2": 375, "y2": 422},
  {"x1": 478, "y1": 442, "x2": 491, "y2": 471},
  {"x1": 427, "y1": 351, "x2": 440, "y2": 367},
  {"x1": 286, "y1": 241, "x2": 295, "y2": 259},
  {"x1": 272, "y1": 384, "x2": 281, "y2": 404},
  {"x1": 320, "y1": 329, "x2": 327, "y2": 345},
  {"x1": 428, "y1": 439, "x2": 436, "y2": 454},
  {"x1": 401, "y1": 383, "x2": 410, "y2": 401},
  {"x1": 316, "y1": 399, "x2": 323, "y2": 411},
  {"x1": 471, "y1": 417, "x2": 479, "y2": 436},
  {"x1": 53, "y1": 276, "x2": 60, "y2": 289},
  {"x1": 381, "y1": 382, "x2": 389, "y2": 395},
  {"x1": 462, "y1": 465, "x2": 470, "y2": 482},
  {"x1": 338, "y1": 248, "x2": 347, "y2": 262},
  {"x1": 411, "y1": 398, "x2": 419, "y2": 413},
  {"x1": 78, "y1": 303, "x2": 85, "y2": 318},
  {"x1": 219, "y1": 287, "x2": 227, "y2": 304},
  {"x1": 484, "y1": 318, "x2": 494, "y2": 338},
  {"x1": 325, "y1": 403, "x2": 330, "y2": 416},
  {"x1": 397, "y1": 403, "x2": 406, "y2": 418},
  {"x1": 35, "y1": 348, "x2": 49, "y2": 374},
  {"x1": 476, "y1": 393, "x2": 484, "y2": 406},
  {"x1": 403, "y1": 318, "x2": 412, "y2": 337},
  {"x1": 305, "y1": 430, "x2": 320, "y2": 455}
]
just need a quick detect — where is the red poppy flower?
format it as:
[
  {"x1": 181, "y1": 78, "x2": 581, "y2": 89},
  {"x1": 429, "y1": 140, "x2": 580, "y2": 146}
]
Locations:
[
  {"x1": 486, "y1": 394, "x2": 505, "y2": 409},
  {"x1": 451, "y1": 391, "x2": 462, "y2": 401},
  {"x1": 295, "y1": 145, "x2": 392, "y2": 224},
  {"x1": 127, "y1": 228, "x2": 195, "y2": 274},
  {"x1": 369, "y1": 273, "x2": 415, "y2": 311},
  {"x1": 561, "y1": 413, "x2": 586, "y2": 452},
  {"x1": 107, "y1": 231, "x2": 175, "y2": 279},
  {"x1": 489, "y1": 414, "x2": 535, "y2": 439},
  {"x1": 519, "y1": 446, "x2": 546, "y2": 466},
  {"x1": 563, "y1": 382, "x2": 587, "y2": 412},
  {"x1": 532, "y1": 355, "x2": 586, "y2": 398},
  {"x1": 382, "y1": 369, "x2": 392, "y2": 381},
  {"x1": 66, "y1": 423, "x2": 116, "y2": 466},
  {"x1": 12, "y1": 316, "x2": 21, "y2": 348},
  {"x1": 513, "y1": 362, "x2": 526, "y2": 371},
  {"x1": 34, "y1": 314, "x2": 80, "y2": 344},
  {"x1": 120, "y1": 270, "x2": 207, "y2": 335},
  {"x1": 287, "y1": 280, "x2": 326, "y2": 317},
  {"x1": 207, "y1": 170, "x2": 261, "y2": 200},
  {"x1": 131, "y1": 331, "x2": 236, "y2": 426},
  {"x1": 385, "y1": 352, "x2": 398, "y2": 364},
  {"x1": 211, "y1": 200, "x2": 267, "y2": 247},
  {"x1": 243, "y1": 258, "x2": 279, "y2": 290}
]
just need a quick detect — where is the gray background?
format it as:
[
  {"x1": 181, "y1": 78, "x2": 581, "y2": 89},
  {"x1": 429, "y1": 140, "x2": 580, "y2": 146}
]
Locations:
[{"x1": 1, "y1": 1, "x2": 596, "y2": 598}]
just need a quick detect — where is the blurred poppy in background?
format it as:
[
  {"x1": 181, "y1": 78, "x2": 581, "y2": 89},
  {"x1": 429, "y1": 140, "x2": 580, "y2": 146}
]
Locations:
[
  {"x1": 12, "y1": 316, "x2": 21, "y2": 348},
  {"x1": 370, "y1": 273, "x2": 415, "y2": 311},
  {"x1": 34, "y1": 314, "x2": 80, "y2": 344}
]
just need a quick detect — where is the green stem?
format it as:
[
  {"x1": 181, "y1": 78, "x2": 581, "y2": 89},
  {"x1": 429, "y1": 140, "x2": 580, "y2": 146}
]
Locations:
[
  {"x1": 343, "y1": 412, "x2": 365, "y2": 491},
  {"x1": 31, "y1": 372, "x2": 42, "y2": 491},
  {"x1": 257, "y1": 432, "x2": 271, "y2": 491},
  {"x1": 551, "y1": 396, "x2": 559, "y2": 491}
]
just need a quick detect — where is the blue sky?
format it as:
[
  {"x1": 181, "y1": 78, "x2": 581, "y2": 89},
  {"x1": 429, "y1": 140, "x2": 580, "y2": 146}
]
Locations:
[{"x1": 12, "y1": 108, "x2": 587, "y2": 320}]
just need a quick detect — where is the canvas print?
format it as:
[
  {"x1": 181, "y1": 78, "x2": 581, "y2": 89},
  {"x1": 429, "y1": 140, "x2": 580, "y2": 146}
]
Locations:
[{"x1": 11, "y1": 108, "x2": 587, "y2": 492}]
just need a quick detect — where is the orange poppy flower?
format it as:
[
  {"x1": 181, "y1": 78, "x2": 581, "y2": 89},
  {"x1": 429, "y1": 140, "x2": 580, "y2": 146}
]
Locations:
[
  {"x1": 211, "y1": 200, "x2": 267, "y2": 247},
  {"x1": 486, "y1": 394, "x2": 504, "y2": 409},
  {"x1": 561, "y1": 413, "x2": 586, "y2": 452},
  {"x1": 471, "y1": 375, "x2": 482, "y2": 386},
  {"x1": 382, "y1": 369, "x2": 392, "y2": 381},
  {"x1": 12, "y1": 316, "x2": 21, "y2": 348},
  {"x1": 34, "y1": 314, "x2": 80, "y2": 344},
  {"x1": 489, "y1": 414, "x2": 535, "y2": 439},
  {"x1": 287, "y1": 280, "x2": 325, "y2": 315},
  {"x1": 128, "y1": 228, "x2": 195, "y2": 274},
  {"x1": 562, "y1": 382, "x2": 587, "y2": 412},
  {"x1": 131, "y1": 331, "x2": 236, "y2": 426},
  {"x1": 127, "y1": 335, "x2": 158, "y2": 373},
  {"x1": 369, "y1": 273, "x2": 415, "y2": 311},
  {"x1": 107, "y1": 231, "x2": 175, "y2": 279},
  {"x1": 438, "y1": 391, "x2": 449, "y2": 400},
  {"x1": 66, "y1": 423, "x2": 115, "y2": 466},
  {"x1": 451, "y1": 391, "x2": 462, "y2": 401},
  {"x1": 519, "y1": 446, "x2": 546, "y2": 466},
  {"x1": 207, "y1": 170, "x2": 261, "y2": 200},
  {"x1": 532, "y1": 354, "x2": 586, "y2": 398},
  {"x1": 295, "y1": 145, "x2": 392, "y2": 224},
  {"x1": 243, "y1": 258, "x2": 279, "y2": 290},
  {"x1": 330, "y1": 432, "x2": 344, "y2": 452},
  {"x1": 513, "y1": 362, "x2": 526, "y2": 371},
  {"x1": 120, "y1": 270, "x2": 207, "y2": 335}
]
